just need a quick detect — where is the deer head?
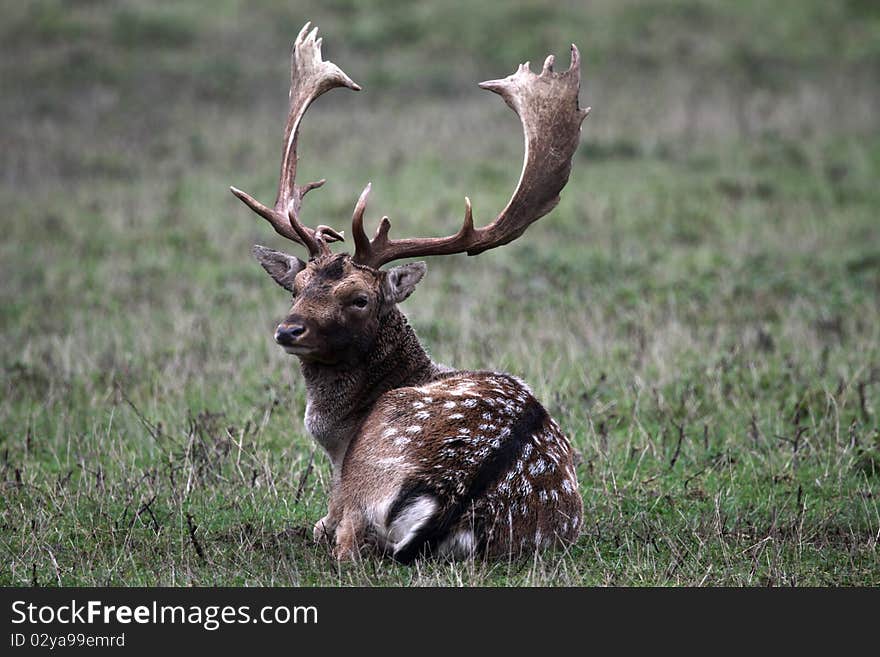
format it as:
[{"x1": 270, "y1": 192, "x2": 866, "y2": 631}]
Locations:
[
  {"x1": 251, "y1": 247, "x2": 426, "y2": 365},
  {"x1": 231, "y1": 22, "x2": 589, "y2": 365}
]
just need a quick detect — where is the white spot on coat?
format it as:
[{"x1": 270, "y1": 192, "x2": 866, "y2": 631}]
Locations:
[{"x1": 529, "y1": 459, "x2": 547, "y2": 476}]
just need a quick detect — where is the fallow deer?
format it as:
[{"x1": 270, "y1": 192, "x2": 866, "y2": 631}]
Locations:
[{"x1": 231, "y1": 23, "x2": 589, "y2": 562}]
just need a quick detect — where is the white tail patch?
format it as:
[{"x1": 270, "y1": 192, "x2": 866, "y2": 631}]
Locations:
[
  {"x1": 387, "y1": 495, "x2": 438, "y2": 554},
  {"x1": 439, "y1": 530, "x2": 476, "y2": 559}
]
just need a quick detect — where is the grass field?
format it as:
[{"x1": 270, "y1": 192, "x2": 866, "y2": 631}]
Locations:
[{"x1": 2, "y1": 0, "x2": 879, "y2": 585}]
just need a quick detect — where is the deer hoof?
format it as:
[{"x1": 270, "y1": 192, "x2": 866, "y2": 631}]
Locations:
[{"x1": 313, "y1": 517, "x2": 335, "y2": 543}]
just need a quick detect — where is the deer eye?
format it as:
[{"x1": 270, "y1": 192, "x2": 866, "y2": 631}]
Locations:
[{"x1": 351, "y1": 296, "x2": 368, "y2": 309}]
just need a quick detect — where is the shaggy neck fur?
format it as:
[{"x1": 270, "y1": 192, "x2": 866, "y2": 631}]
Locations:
[{"x1": 299, "y1": 306, "x2": 439, "y2": 465}]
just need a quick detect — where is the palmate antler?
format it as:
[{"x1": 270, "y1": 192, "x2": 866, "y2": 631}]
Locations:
[
  {"x1": 351, "y1": 48, "x2": 589, "y2": 269},
  {"x1": 230, "y1": 22, "x2": 360, "y2": 258},
  {"x1": 233, "y1": 23, "x2": 588, "y2": 267}
]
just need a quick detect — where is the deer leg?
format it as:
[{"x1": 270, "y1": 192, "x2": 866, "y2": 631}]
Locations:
[
  {"x1": 313, "y1": 512, "x2": 338, "y2": 544},
  {"x1": 313, "y1": 486, "x2": 344, "y2": 543},
  {"x1": 333, "y1": 510, "x2": 366, "y2": 561}
]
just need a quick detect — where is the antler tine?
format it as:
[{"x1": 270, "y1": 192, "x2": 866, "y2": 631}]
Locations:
[
  {"x1": 231, "y1": 22, "x2": 360, "y2": 258},
  {"x1": 351, "y1": 183, "x2": 373, "y2": 260},
  {"x1": 351, "y1": 44, "x2": 588, "y2": 269}
]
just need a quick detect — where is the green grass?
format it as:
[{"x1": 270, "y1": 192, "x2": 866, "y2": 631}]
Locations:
[{"x1": 1, "y1": 0, "x2": 878, "y2": 585}]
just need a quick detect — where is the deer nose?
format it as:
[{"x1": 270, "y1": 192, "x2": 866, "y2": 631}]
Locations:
[{"x1": 275, "y1": 323, "x2": 306, "y2": 346}]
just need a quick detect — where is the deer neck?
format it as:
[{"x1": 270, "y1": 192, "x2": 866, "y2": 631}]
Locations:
[{"x1": 299, "y1": 307, "x2": 437, "y2": 465}]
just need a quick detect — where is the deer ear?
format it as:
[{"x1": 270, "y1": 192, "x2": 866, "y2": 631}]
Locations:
[
  {"x1": 252, "y1": 245, "x2": 306, "y2": 292},
  {"x1": 384, "y1": 261, "x2": 427, "y2": 304}
]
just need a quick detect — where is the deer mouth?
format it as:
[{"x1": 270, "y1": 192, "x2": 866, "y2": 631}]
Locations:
[
  {"x1": 282, "y1": 345, "x2": 341, "y2": 366},
  {"x1": 281, "y1": 344, "x2": 315, "y2": 356}
]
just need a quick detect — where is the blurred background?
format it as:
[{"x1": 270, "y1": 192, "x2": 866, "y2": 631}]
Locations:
[{"x1": 1, "y1": 1, "x2": 879, "y2": 584}]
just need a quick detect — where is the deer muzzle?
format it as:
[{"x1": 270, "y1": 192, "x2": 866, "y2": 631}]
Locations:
[{"x1": 275, "y1": 322, "x2": 308, "y2": 349}]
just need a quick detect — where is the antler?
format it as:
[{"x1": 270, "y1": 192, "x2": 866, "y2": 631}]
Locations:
[
  {"x1": 351, "y1": 47, "x2": 589, "y2": 269},
  {"x1": 230, "y1": 22, "x2": 359, "y2": 258}
]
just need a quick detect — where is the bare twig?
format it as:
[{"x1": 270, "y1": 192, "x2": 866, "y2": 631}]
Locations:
[
  {"x1": 136, "y1": 495, "x2": 161, "y2": 534},
  {"x1": 118, "y1": 385, "x2": 161, "y2": 443},
  {"x1": 185, "y1": 513, "x2": 207, "y2": 564},
  {"x1": 776, "y1": 426, "x2": 808, "y2": 473},
  {"x1": 597, "y1": 420, "x2": 609, "y2": 455},
  {"x1": 293, "y1": 450, "x2": 315, "y2": 507},
  {"x1": 749, "y1": 414, "x2": 761, "y2": 449},
  {"x1": 669, "y1": 422, "x2": 685, "y2": 469},
  {"x1": 684, "y1": 467, "x2": 707, "y2": 490}
]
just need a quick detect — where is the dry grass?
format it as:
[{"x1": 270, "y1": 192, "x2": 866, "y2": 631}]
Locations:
[{"x1": 1, "y1": 0, "x2": 879, "y2": 585}]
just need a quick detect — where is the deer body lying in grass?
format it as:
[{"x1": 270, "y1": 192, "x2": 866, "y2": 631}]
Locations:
[{"x1": 231, "y1": 24, "x2": 589, "y2": 562}]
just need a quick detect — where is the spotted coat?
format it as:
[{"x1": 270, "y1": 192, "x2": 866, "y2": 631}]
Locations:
[{"x1": 335, "y1": 371, "x2": 582, "y2": 561}]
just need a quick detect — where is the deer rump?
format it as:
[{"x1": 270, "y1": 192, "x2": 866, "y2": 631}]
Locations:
[{"x1": 340, "y1": 372, "x2": 582, "y2": 562}]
